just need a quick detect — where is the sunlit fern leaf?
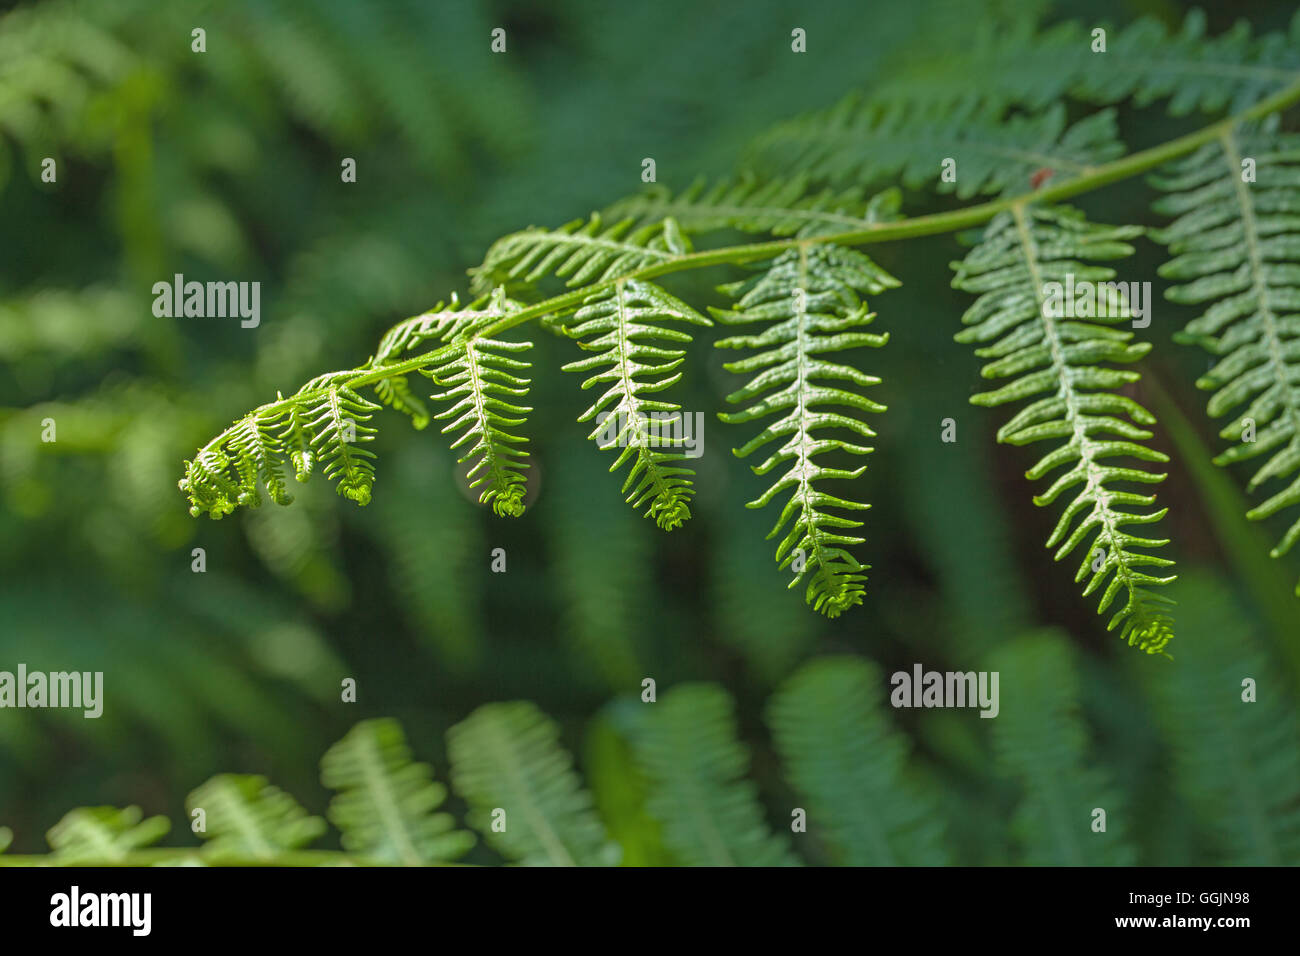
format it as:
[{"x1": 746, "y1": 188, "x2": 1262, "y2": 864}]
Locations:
[
  {"x1": 424, "y1": 336, "x2": 532, "y2": 517},
  {"x1": 768, "y1": 657, "x2": 949, "y2": 865},
  {"x1": 1148, "y1": 124, "x2": 1300, "y2": 595},
  {"x1": 186, "y1": 774, "x2": 326, "y2": 862},
  {"x1": 559, "y1": 277, "x2": 710, "y2": 530},
  {"x1": 604, "y1": 174, "x2": 902, "y2": 238},
  {"x1": 951, "y1": 203, "x2": 1177, "y2": 653},
  {"x1": 320, "y1": 718, "x2": 475, "y2": 865},
  {"x1": 46, "y1": 806, "x2": 170, "y2": 863},
  {"x1": 869, "y1": 10, "x2": 1300, "y2": 117},
  {"x1": 365, "y1": 289, "x2": 525, "y2": 430},
  {"x1": 990, "y1": 630, "x2": 1137, "y2": 865},
  {"x1": 1138, "y1": 575, "x2": 1300, "y2": 864},
  {"x1": 0, "y1": 826, "x2": 10, "y2": 853},
  {"x1": 714, "y1": 243, "x2": 896, "y2": 617},
  {"x1": 447, "y1": 701, "x2": 617, "y2": 866},
  {"x1": 627, "y1": 683, "x2": 799, "y2": 866},
  {"x1": 749, "y1": 102, "x2": 1122, "y2": 200},
  {"x1": 301, "y1": 383, "x2": 379, "y2": 505},
  {"x1": 470, "y1": 214, "x2": 691, "y2": 296}
]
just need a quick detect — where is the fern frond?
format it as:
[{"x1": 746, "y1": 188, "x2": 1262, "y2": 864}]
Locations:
[
  {"x1": 1139, "y1": 575, "x2": 1300, "y2": 864},
  {"x1": 870, "y1": 11, "x2": 1300, "y2": 116},
  {"x1": 559, "y1": 277, "x2": 710, "y2": 529},
  {"x1": 46, "y1": 806, "x2": 170, "y2": 863},
  {"x1": 425, "y1": 334, "x2": 532, "y2": 517},
  {"x1": 186, "y1": 774, "x2": 326, "y2": 862},
  {"x1": 470, "y1": 214, "x2": 691, "y2": 297},
  {"x1": 991, "y1": 630, "x2": 1136, "y2": 865},
  {"x1": 714, "y1": 243, "x2": 896, "y2": 617},
  {"x1": 605, "y1": 174, "x2": 902, "y2": 238},
  {"x1": 767, "y1": 657, "x2": 949, "y2": 865},
  {"x1": 951, "y1": 203, "x2": 1176, "y2": 653},
  {"x1": 447, "y1": 701, "x2": 617, "y2": 866},
  {"x1": 628, "y1": 683, "x2": 799, "y2": 866},
  {"x1": 1149, "y1": 124, "x2": 1300, "y2": 594},
  {"x1": 750, "y1": 102, "x2": 1122, "y2": 199},
  {"x1": 321, "y1": 718, "x2": 474, "y2": 865}
]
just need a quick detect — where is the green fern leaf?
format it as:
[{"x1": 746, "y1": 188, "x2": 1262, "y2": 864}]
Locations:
[
  {"x1": 991, "y1": 630, "x2": 1136, "y2": 865},
  {"x1": 447, "y1": 701, "x2": 617, "y2": 866},
  {"x1": 628, "y1": 683, "x2": 799, "y2": 866},
  {"x1": 767, "y1": 657, "x2": 950, "y2": 865},
  {"x1": 714, "y1": 243, "x2": 896, "y2": 617},
  {"x1": 0, "y1": 826, "x2": 10, "y2": 854},
  {"x1": 559, "y1": 277, "x2": 710, "y2": 529},
  {"x1": 750, "y1": 102, "x2": 1122, "y2": 199},
  {"x1": 1149, "y1": 124, "x2": 1300, "y2": 595},
  {"x1": 424, "y1": 334, "x2": 532, "y2": 517},
  {"x1": 46, "y1": 806, "x2": 170, "y2": 863},
  {"x1": 951, "y1": 203, "x2": 1176, "y2": 653},
  {"x1": 1139, "y1": 575, "x2": 1300, "y2": 864},
  {"x1": 869, "y1": 11, "x2": 1300, "y2": 117},
  {"x1": 470, "y1": 214, "x2": 691, "y2": 297},
  {"x1": 186, "y1": 774, "x2": 326, "y2": 862},
  {"x1": 321, "y1": 718, "x2": 475, "y2": 865},
  {"x1": 605, "y1": 174, "x2": 902, "y2": 238}
]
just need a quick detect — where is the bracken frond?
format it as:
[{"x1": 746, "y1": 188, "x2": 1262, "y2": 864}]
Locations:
[
  {"x1": 559, "y1": 277, "x2": 710, "y2": 530},
  {"x1": 951, "y1": 203, "x2": 1177, "y2": 653},
  {"x1": 604, "y1": 174, "x2": 903, "y2": 238},
  {"x1": 714, "y1": 243, "x2": 897, "y2": 617},
  {"x1": 470, "y1": 214, "x2": 691, "y2": 297},
  {"x1": 749, "y1": 102, "x2": 1123, "y2": 199},
  {"x1": 1149, "y1": 122, "x2": 1300, "y2": 595}
]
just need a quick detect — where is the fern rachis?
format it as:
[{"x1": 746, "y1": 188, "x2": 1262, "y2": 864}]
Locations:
[{"x1": 176, "y1": 15, "x2": 1300, "y2": 629}]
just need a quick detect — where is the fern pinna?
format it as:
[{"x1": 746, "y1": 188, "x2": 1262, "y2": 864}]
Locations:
[
  {"x1": 951, "y1": 204, "x2": 1176, "y2": 654},
  {"x1": 1149, "y1": 121, "x2": 1300, "y2": 595},
  {"x1": 179, "y1": 9, "x2": 1300, "y2": 642}
]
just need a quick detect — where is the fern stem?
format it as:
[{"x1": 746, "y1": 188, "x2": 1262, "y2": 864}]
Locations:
[{"x1": 195, "y1": 78, "x2": 1300, "y2": 459}]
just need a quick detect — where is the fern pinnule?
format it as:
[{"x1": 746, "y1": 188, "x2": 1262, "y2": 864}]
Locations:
[
  {"x1": 1149, "y1": 124, "x2": 1300, "y2": 594},
  {"x1": 952, "y1": 203, "x2": 1176, "y2": 653},
  {"x1": 714, "y1": 243, "x2": 896, "y2": 617}
]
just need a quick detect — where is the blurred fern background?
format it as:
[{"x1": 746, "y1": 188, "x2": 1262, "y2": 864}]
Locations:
[{"x1": 1, "y1": 0, "x2": 1297, "y2": 865}]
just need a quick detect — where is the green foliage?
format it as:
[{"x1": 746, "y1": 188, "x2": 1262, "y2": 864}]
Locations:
[
  {"x1": 768, "y1": 657, "x2": 949, "y2": 865},
  {"x1": 46, "y1": 806, "x2": 171, "y2": 864},
  {"x1": 951, "y1": 204, "x2": 1176, "y2": 653},
  {"x1": 560, "y1": 278, "x2": 710, "y2": 529},
  {"x1": 446, "y1": 701, "x2": 617, "y2": 866},
  {"x1": 320, "y1": 718, "x2": 474, "y2": 864},
  {"x1": 186, "y1": 774, "x2": 327, "y2": 862},
  {"x1": 1149, "y1": 123, "x2": 1300, "y2": 595},
  {"x1": 1138, "y1": 576, "x2": 1300, "y2": 864},
  {"x1": 471, "y1": 216, "x2": 692, "y2": 297},
  {"x1": 627, "y1": 683, "x2": 799, "y2": 866},
  {"x1": 715, "y1": 244, "x2": 896, "y2": 616},
  {"x1": 750, "y1": 103, "x2": 1123, "y2": 199},
  {"x1": 990, "y1": 630, "x2": 1136, "y2": 865}
]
